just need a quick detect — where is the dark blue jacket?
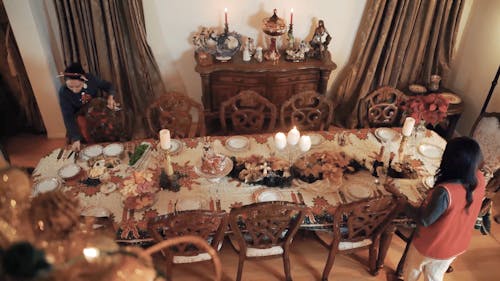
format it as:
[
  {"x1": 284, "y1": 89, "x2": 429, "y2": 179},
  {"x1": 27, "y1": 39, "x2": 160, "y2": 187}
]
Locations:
[{"x1": 58, "y1": 74, "x2": 115, "y2": 142}]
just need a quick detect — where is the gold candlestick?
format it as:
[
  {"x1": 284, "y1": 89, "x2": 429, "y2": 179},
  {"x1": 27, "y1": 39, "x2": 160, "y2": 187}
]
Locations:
[
  {"x1": 164, "y1": 150, "x2": 174, "y2": 177},
  {"x1": 398, "y1": 135, "x2": 409, "y2": 163}
]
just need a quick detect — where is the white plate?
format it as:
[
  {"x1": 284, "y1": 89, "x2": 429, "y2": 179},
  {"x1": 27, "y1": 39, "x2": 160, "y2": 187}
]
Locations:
[
  {"x1": 422, "y1": 176, "x2": 435, "y2": 189},
  {"x1": 344, "y1": 184, "x2": 373, "y2": 199},
  {"x1": 101, "y1": 182, "x2": 117, "y2": 194},
  {"x1": 103, "y1": 143, "x2": 124, "y2": 157},
  {"x1": 176, "y1": 197, "x2": 205, "y2": 211},
  {"x1": 226, "y1": 136, "x2": 250, "y2": 151},
  {"x1": 83, "y1": 145, "x2": 103, "y2": 158},
  {"x1": 33, "y1": 177, "x2": 60, "y2": 195},
  {"x1": 409, "y1": 84, "x2": 427, "y2": 94},
  {"x1": 81, "y1": 206, "x2": 111, "y2": 217},
  {"x1": 418, "y1": 144, "x2": 443, "y2": 159},
  {"x1": 309, "y1": 134, "x2": 325, "y2": 146},
  {"x1": 375, "y1": 128, "x2": 400, "y2": 142},
  {"x1": 254, "y1": 189, "x2": 283, "y2": 202},
  {"x1": 439, "y1": 92, "x2": 462, "y2": 104},
  {"x1": 58, "y1": 163, "x2": 81, "y2": 179},
  {"x1": 169, "y1": 139, "x2": 183, "y2": 155}
]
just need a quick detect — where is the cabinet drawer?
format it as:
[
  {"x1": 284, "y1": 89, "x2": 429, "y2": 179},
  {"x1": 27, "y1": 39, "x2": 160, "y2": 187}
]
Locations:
[
  {"x1": 212, "y1": 72, "x2": 265, "y2": 85},
  {"x1": 294, "y1": 83, "x2": 318, "y2": 93},
  {"x1": 271, "y1": 70, "x2": 320, "y2": 84}
]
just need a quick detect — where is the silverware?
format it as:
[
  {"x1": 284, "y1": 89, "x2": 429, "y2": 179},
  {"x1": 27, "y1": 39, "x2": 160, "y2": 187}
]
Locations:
[
  {"x1": 56, "y1": 148, "x2": 64, "y2": 160},
  {"x1": 67, "y1": 150, "x2": 74, "y2": 159},
  {"x1": 74, "y1": 151, "x2": 79, "y2": 163}
]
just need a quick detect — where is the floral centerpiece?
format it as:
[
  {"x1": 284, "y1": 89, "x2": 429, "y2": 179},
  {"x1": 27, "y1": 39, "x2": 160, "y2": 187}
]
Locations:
[
  {"x1": 230, "y1": 155, "x2": 292, "y2": 187},
  {"x1": 292, "y1": 152, "x2": 356, "y2": 185},
  {"x1": 120, "y1": 171, "x2": 158, "y2": 210},
  {"x1": 404, "y1": 93, "x2": 449, "y2": 125}
]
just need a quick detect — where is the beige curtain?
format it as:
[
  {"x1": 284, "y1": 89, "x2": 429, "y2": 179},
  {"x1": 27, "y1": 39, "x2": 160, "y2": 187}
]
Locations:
[
  {"x1": 54, "y1": 0, "x2": 166, "y2": 137},
  {"x1": 336, "y1": 0, "x2": 463, "y2": 128}
]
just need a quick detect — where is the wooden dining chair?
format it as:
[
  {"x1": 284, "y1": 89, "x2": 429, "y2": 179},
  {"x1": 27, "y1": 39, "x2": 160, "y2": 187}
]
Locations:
[
  {"x1": 316, "y1": 195, "x2": 399, "y2": 281},
  {"x1": 219, "y1": 90, "x2": 277, "y2": 135},
  {"x1": 146, "y1": 92, "x2": 206, "y2": 139},
  {"x1": 147, "y1": 210, "x2": 227, "y2": 281},
  {"x1": 228, "y1": 201, "x2": 307, "y2": 281},
  {"x1": 358, "y1": 86, "x2": 407, "y2": 128},
  {"x1": 280, "y1": 91, "x2": 335, "y2": 131},
  {"x1": 143, "y1": 235, "x2": 223, "y2": 281}
]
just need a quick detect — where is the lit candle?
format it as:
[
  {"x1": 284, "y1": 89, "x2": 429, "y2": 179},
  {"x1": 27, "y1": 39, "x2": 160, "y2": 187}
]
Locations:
[
  {"x1": 159, "y1": 129, "x2": 171, "y2": 150},
  {"x1": 290, "y1": 8, "x2": 293, "y2": 25},
  {"x1": 287, "y1": 126, "x2": 301, "y2": 146},
  {"x1": 224, "y1": 8, "x2": 228, "y2": 25},
  {"x1": 299, "y1": 135, "x2": 311, "y2": 152},
  {"x1": 402, "y1": 117, "x2": 416, "y2": 137},
  {"x1": 83, "y1": 247, "x2": 100, "y2": 262},
  {"x1": 274, "y1": 132, "x2": 287, "y2": 150}
]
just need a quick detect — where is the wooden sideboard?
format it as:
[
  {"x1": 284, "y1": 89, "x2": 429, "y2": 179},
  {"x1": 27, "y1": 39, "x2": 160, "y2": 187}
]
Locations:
[{"x1": 195, "y1": 52, "x2": 337, "y2": 132}]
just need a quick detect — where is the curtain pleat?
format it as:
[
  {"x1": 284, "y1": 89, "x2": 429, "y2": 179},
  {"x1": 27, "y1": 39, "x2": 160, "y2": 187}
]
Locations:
[
  {"x1": 335, "y1": 0, "x2": 463, "y2": 128},
  {"x1": 54, "y1": 0, "x2": 166, "y2": 138}
]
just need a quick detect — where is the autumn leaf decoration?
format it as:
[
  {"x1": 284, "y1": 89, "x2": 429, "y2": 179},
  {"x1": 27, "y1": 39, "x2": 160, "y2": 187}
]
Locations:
[{"x1": 404, "y1": 94, "x2": 449, "y2": 125}]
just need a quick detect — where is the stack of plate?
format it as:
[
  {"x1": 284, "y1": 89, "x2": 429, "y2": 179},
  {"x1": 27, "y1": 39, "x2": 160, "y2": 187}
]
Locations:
[
  {"x1": 225, "y1": 136, "x2": 250, "y2": 152},
  {"x1": 374, "y1": 128, "x2": 400, "y2": 142}
]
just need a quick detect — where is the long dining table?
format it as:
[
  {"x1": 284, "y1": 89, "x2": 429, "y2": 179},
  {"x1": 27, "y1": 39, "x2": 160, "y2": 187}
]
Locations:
[{"x1": 33, "y1": 128, "x2": 446, "y2": 243}]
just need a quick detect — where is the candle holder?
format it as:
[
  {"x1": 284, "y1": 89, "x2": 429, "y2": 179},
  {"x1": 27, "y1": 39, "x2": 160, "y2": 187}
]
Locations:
[{"x1": 159, "y1": 150, "x2": 181, "y2": 192}]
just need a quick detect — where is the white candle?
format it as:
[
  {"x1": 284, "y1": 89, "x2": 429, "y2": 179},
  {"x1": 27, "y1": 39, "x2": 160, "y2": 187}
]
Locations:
[
  {"x1": 159, "y1": 129, "x2": 171, "y2": 150},
  {"x1": 287, "y1": 126, "x2": 301, "y2": 146},
  {"x1": 83, "y1": 247, "x2": 100, "y2": 262},
  {"x1": 299, "y1": 135, "x2": 311, "y2": 152},
  {"x1": 274, "y1": 132, "x2": 287, "y2": 150},
  {"x1": 402, "y1": 117, "x2": 416, "y2": 137}
]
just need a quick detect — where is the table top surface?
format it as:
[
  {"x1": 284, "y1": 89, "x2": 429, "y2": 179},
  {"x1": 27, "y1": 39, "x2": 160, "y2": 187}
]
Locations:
[{"x1": 33, "y1": 128, "x2": 445, "y2": 241}]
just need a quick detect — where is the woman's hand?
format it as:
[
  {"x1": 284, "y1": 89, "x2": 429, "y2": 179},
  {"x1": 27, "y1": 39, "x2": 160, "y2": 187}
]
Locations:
[
  {"x1": 71, "y1": 140, "x2": 81, "y2": 151},
  {"x1": 107, "y1": 95, "x2": 118, "y2": 110}
]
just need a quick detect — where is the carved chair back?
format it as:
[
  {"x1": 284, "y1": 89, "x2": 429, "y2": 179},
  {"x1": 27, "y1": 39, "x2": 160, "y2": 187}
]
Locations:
[
  {"x1": 219, "y1": 90, "x2": 277, "y2": 134},
  {"x1": 358, "y1": 86, "x2": 407, "y2": 128},
  {"x1": 321, "y1": 196, "x2": 399, "y2": 280},
  {"x1": 148, "y1": 210, "x2": 227, "y2": 258},
  {"x1": 143, "y1": 235, "x2": 223, "y2": 281},
  {"x1": 228, "y1": 201, "x2": 306, "y2": 281},
  {"x1": 146, "y1": 92, "x2": 206, "y2": 139},
  {"x1": 280, "y1": 91, "x2": 334, "y2": 131}
]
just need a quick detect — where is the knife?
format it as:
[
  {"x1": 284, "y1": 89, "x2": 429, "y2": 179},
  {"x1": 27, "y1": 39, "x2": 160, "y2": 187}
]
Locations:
[
  {"x1": 74, "y1": 151, "x2": 79, "y2": 163},
  {"x1": 67, "y1": 150, "x2": 74, "y2": 159},
  {"x1": 56, "y1": 148, "x2": 64, "y2": 160}
]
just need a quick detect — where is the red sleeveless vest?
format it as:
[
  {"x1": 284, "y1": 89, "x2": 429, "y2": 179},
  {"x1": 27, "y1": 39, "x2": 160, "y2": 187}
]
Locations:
[{"x1": 413, "y1": 171, "x2": 485, "y2": 259}]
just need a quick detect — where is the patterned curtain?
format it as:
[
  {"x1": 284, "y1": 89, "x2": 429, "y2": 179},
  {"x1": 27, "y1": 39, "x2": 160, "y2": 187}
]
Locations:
[
  {"x1": 54, "y1": 0, "x2": 166, "y2": 137},
  {"x1": 335, "y1": 0, "x2": 464, "y2": 128}
]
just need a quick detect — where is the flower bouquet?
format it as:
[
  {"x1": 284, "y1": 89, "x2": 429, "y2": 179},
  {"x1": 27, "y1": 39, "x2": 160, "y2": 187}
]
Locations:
[
  {"x1": 120, "y1": 171, "x2": 158, "y2": 210},
  {"x1": 292, "y1": 152, "x2": 362, "y2": 185},
  {"x1": 404, "y1": 94, "x2": 449, "y2": 125}
]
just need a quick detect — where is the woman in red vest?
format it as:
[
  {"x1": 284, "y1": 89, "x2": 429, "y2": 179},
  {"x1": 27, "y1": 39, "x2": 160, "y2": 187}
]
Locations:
[{"x1": 404, "y1": 137, "x2": 486, "y2": 281}]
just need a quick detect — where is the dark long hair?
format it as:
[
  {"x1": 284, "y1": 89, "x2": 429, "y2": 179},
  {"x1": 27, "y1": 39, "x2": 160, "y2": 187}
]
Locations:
[{"x1": 435, "y1": 137, "x2": 483, "y2": 210}]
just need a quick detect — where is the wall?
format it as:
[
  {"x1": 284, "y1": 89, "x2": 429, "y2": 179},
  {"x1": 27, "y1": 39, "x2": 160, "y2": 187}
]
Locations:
[
  {"x1": 3, "y1": 0, "x2": 65, "y2": 138},
  {"x1": 142, "y1": 0, "x2": 367, "y2": 102},
  {"x1": 448, "y1": 0, "x2": 500, "y2": 135}
]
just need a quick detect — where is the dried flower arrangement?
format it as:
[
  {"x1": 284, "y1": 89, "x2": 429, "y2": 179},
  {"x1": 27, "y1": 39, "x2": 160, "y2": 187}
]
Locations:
[
  {"x1": 120, "y1": 171, "x2": 158, "y2": 210},
  {"x1": 292, "y1": 152, "x2": 357, "y2": 185},
  {"x1": 404, "y1": 94, "x2": 449, "y2": 125}
]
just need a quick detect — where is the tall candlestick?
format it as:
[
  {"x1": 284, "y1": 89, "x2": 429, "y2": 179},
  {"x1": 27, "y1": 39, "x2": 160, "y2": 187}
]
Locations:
[
  {"x1": 224, "y1": 8, "x2": 228, "y2": 25},
  {"x1": 287, "y1": 126, "x2": 300, "y2": 146},
  {"x1": 290, "y1": 8, "x2": 293, "y2": 25},
  {"x1": 159, "y1": 129, "x2": 171, "y2": 150},
  {"x1": 165, "y1": 151, "x2": 174, "y2": 176},
  {"x1": 402, "y1": 117, "x2": 416, "y2": 137}
]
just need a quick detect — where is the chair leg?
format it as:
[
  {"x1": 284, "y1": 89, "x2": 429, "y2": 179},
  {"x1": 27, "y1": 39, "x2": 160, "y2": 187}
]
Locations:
[
  {"x1": 368, "y1": 243, "x2": 378, "y2": 275},
  {"x1": 321, "y1": 247, "x2": 338, "y2": 281},
  {"x1": 283, "y1": 251, "x2": 292, "y2": 281},
  {"x1": 376, "y1": 227, "x2": 395, "y2": 274},
  {"x1": 236, "y1": 253, "x2": 245, "y2": 281},
  {"x1": 165, "y1": 257, "x2": 174, "y2": 281}
]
